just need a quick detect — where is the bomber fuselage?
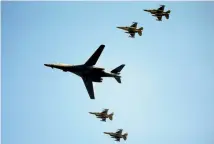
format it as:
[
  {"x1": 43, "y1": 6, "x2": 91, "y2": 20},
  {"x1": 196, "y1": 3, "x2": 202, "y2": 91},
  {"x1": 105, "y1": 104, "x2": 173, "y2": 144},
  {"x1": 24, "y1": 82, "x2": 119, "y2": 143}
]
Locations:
[{"x1": 44, "y1": 63, "x2": 118, "y2": 82}]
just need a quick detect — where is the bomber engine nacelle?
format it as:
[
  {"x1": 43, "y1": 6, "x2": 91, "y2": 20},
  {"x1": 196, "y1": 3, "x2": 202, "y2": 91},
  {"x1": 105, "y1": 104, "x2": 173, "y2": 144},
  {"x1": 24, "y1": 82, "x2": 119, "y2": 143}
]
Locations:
[{"x1": 92, "y1": 77, "x2": 103, "y2": 82}]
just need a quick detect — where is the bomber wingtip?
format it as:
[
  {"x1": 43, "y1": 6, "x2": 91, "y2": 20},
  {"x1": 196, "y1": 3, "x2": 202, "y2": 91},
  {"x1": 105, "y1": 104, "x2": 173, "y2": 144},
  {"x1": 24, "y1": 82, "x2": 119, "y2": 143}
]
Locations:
[{"x1": 100, "y1": 44, "x2": 105, "y2": 47}]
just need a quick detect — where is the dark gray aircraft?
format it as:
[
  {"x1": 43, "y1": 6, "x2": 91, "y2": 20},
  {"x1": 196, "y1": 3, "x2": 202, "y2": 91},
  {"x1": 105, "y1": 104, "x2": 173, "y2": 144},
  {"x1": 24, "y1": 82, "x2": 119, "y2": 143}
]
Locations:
[
  {"x1": 89, "y1": 108, "x2": 114, "y2": 122},
  {"x1": 44, "y1": 45, "x2": 125, "y2": 99},
  {"x1": 104, "y1": 129, "x2": 128, "y2": 142},
  {"x1": 117, "y1": 22, "x2": 143, "y2": 38},
  {"x1": 144, "y1": 5, "x2": 171, "y2": 21}
]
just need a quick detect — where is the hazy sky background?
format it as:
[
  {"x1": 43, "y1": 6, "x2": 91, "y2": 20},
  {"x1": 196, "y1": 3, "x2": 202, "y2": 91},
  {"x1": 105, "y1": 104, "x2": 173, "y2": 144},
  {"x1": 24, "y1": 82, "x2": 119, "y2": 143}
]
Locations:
[{"x1": 2, "y1": 2, "x2": 214, "y2": 144}]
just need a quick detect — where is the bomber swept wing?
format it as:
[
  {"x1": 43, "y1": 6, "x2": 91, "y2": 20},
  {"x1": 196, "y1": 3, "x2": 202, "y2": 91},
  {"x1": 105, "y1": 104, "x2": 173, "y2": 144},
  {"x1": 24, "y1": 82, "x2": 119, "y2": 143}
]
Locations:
[
  {"x1": 82, "y1": 77, "x2": 95, "y2": 99},
  {"x1": 82, "y1": 45, "x2": 105, "y2": 99},
  {"x1": 84, "y1": 45, "x2": 105, "y2": 66}
]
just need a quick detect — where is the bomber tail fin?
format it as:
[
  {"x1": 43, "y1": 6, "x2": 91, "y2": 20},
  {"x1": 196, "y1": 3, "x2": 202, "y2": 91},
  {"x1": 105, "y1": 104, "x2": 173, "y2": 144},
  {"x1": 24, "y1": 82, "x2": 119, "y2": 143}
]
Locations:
[
  {"x1": 111, "y1": 64, "x2": 125, "y2": 83},
  {"x1": 138, "y1": 27, "x2": 143, "y2": 36},
  {"x1": 108, "y1": 112, "x2": 114, "y2": 120},
  {"x1": 111, "y1": 64, "x2": 125, "y2": 74},
  {"x1": 114, "y1": 76, "x2": 121, "y2": 83},
  {"x1": 122, "y1": 133, "x2": 128, "y2": 141}
]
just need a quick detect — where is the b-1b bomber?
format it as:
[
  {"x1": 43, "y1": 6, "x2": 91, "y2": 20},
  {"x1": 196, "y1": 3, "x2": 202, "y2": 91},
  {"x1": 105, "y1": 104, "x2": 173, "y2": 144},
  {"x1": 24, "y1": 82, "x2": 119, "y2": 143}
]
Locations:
[
  {"x1": 44, "y1": 44, "x2": 125, "y2": 100},
  {"x1": 89, "y1": 109, "x2": 114, "y2": 122},
  {"x1": 104, "y1": 129, "x2": 128, "y2": 142}
]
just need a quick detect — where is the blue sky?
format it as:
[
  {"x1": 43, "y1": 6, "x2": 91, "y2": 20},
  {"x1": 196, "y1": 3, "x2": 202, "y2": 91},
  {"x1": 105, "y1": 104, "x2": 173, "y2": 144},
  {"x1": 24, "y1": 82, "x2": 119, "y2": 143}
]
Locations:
[{"x1": 2, "y1": 1, "x2": 214, "y2": 144}]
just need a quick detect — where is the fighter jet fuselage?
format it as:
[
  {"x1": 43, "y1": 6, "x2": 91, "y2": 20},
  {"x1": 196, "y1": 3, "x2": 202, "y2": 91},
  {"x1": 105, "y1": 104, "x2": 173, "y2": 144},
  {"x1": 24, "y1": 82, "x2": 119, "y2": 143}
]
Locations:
[
  {"x1": 89, "y1": 109, "x2": 114, "y2": 121},
  {"x1": 104, "y1": 132, "x2": 121, "y2": 137},
  {"x1": 144, "y1": 9, "x2": 163, "y2": 14},
  {"x1": 89, "y1": 112, "x2": 107, "y2": 117},
  {"x1": 104, "y1": 130, "x2": 128, "y2": 141},
  {"x1": 117, "y1": 22, "x2": 143, "y2": 38},
  {"x1": 117, "y1": 27, "x2": 140, "y2": 33},
  {"x1": 44, "y1": 64, "x2": 119, "y2": 82},
  {"x1": 144, "y1": 9, "x2": 170, "y2": 15}
]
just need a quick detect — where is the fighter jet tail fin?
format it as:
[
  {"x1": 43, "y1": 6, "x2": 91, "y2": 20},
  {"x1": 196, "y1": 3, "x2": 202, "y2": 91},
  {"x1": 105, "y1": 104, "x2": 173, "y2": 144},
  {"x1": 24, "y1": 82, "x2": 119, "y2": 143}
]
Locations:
[
  {"x1": 138, "y1": 27, "x2": 143, "y2": 30},
  {"x1": 138, "y1": 27, "x2": 143, "y2": 36},
  {"x1": 122, "y1": 133, "x2": 128, "y2": 141},
  {"x1": 166, "y1": 10, "x2": 171, "y2": 14},
  {"x1": 165, "y1": 10, "x2": 170, "y2": 19},
  {"x1": 111, "y1": 64, "x2": 125, "y2": 74},
  {"x1": 165, "y1": 14, "x2": 169, "y2": 19},
  {"x1": 108, "y1": 112, "x2": 114, "y2": 120}
]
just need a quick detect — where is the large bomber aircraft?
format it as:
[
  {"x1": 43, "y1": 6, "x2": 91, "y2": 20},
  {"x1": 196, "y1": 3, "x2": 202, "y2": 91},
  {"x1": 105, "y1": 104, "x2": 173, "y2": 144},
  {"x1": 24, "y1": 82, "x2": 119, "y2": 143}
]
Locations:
[
  {"x1": 117, "y1": 22, "x2": 143, "y2": 38},
  {"x1": 89, "y1": 109, "x2": 114, "y2": 122},
  {"x1": 104, "y1": 129, "x2": 128, "y2": 142},
  {"x1": 44, "y1": 45, "x2": 125, "y2": 100},
  {"x1": 144, "y1": 5, "x2": 171, "y2": 21}
]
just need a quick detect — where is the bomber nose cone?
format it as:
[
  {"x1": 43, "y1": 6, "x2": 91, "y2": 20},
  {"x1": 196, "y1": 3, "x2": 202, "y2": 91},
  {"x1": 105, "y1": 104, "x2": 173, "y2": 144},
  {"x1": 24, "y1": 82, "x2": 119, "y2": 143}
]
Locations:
[{"x1": 44, "y1": 64, "x2": 53, "y2": 68}]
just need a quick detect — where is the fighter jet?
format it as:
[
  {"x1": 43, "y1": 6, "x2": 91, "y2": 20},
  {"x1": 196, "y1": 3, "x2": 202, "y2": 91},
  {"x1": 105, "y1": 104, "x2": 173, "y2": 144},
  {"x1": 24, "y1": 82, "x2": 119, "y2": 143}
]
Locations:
[
  {"x1": 144, "y1": 5, "x2": 171, "y2": 21},
  {"x1": 89, "y1": 109, "x2": 114, "y2": 122},
  {"x1": 117, "y1": 22, "x2": 143, "y2": 38},
  {"x1": 104, "y1": 129, "x2": 128, "y2": 142},
  {"x1": 44, "y1": 45, "x2": 125, "y2": 100}
]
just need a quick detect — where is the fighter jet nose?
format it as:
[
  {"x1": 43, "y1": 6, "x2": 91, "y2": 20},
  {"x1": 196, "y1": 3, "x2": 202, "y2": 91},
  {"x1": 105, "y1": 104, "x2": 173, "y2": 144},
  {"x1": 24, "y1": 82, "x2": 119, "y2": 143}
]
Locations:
[{"x1": 44, "y1": 64, "x2": 48, "y2": 66}]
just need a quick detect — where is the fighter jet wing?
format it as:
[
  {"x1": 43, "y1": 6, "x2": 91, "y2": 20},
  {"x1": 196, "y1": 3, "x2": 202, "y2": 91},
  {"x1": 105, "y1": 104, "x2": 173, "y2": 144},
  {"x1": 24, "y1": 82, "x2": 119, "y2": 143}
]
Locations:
[
  {"x1": 101, "y1": 118, "x2": 106, "y2": 122},
  {"x1": 130, "y1": 22, "x2": 137, "y2": 28},
  {"x1": 115, "y1": 138, "x2": 120, "y2": 142},
  {"x1": 158, "y1": 5, "x2": 165, "y2": 11},
  {"x1": 116, "y1": 129, "x2": 123, "y2": 134},
  {"x1": 156, "y1": 15, "x2": 162, "y2": 21},
  {"x1": 84, "y1": 45, "x2": 105, "y2": 66},
  {"x1": 82, "y1": 77, "x2": 95, "y2": 99},
  {"x1": 129, "y1": 33, "x2": 135, "y2": 38},
  {"x1": 101, "y1": 109, "x2": 109, "y2": 114}
]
